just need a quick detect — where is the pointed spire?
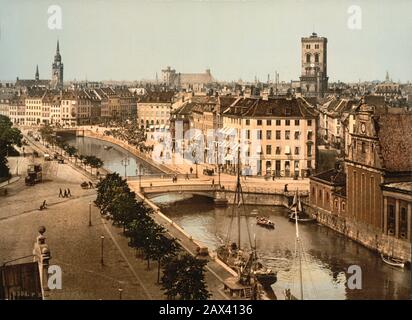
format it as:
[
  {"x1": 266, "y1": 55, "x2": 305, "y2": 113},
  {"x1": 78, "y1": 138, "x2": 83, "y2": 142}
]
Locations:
[
  {"x1": 385, "y1": 70, "x2": 389, "y2": 82},
  {"x1": 56, "y1": 40, "x2": 60, "y2": 54},
  {"x1": 35, "y1": 65, "x2": 39, "y2": 80}
]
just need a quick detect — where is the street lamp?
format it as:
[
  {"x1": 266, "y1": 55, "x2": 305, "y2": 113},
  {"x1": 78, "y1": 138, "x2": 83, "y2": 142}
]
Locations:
[
  {"x1": 100, "y1": 235, "x2": 105, "y2": 265},
  {"x1": 88, "y1": 201, "x2": 92, "y2": 227},
  {"x1": 121, "y1": 156, "x2": 130, "y2": 180}
]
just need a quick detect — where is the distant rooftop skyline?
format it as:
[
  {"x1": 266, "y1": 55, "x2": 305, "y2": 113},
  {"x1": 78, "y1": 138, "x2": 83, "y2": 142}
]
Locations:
[{"x1": 0, "y1": 0, "x2": 411, "y2": 83}]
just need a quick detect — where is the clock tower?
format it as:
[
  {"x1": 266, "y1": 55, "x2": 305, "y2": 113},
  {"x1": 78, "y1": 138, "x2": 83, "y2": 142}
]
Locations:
[
  {"x1": 299, "y1": 32, "x2": 328, "y2": 97},
  {"x1": 51, "y1": 40, "x2": 64, "y2": 89}
]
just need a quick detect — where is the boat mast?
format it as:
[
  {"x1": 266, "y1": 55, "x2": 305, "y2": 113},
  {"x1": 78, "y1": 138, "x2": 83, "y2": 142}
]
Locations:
[
  {"x1": 237, "y1": 145, "x2": 241, "y2": 250},
  {"x1": 294, "y1": 189, "x2": 303, "y2": 300}
]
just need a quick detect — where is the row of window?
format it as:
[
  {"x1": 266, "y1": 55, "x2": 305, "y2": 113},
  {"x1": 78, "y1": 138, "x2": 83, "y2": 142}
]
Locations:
[
  {"x1": 247, "y1": 129, "x2": 313, "y2": 141},
  {"x1": 305, "y1": 44, "x2": 320, "y2": 49},
  {"x1": 245, "y1": 119, "x2": 312, "y2": 126}
]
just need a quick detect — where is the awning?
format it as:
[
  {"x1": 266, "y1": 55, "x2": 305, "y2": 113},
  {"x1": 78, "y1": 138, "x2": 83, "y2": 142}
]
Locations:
[
  {"x1": 160, "y1": 124, "x2": 165, "y2": 129},
  {"x1": 149, "y1": 125, "x2": 154, "y2": 129},
  {"x1": 165, "y1": 125, "x2": 170, "y2": 129}
]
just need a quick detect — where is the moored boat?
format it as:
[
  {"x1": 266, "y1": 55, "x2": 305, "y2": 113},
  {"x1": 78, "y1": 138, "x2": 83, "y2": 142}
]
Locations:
[
  {"x1": 381, "y1": 253, "x2": 405, "y2": 268},
  {"x1": 256, "y1": 216, "x2": 275, "y2": 229}
]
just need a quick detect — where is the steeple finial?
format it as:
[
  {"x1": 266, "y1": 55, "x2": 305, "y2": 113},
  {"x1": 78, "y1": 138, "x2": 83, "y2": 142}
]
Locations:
[
  {"x1": 35, "y1": 65, "x2": 39, "y2": 81},
  {"x1": 57, "y1": 40, "x2": 60, "y2": 54},
  {"x1": 385, "y1": 70, "x2": 389, "y2": 82}
]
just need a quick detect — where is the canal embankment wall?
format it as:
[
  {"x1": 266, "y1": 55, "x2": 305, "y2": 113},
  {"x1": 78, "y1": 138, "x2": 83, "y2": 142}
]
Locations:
[{"x1": 305, "y1": 204, "x2": 412, "y2": 263}]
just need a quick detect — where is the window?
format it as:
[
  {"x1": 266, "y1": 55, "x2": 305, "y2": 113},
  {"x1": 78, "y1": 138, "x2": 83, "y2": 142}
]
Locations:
[
  {"x1": 246, "y1": 129, "x2": 250, "y2": 140},
  {"x1": 315, "y1": 53, "x2": 319, "y2": 63},
  {"x1": 307, "y1": 131, "x2": 313, "y2": 140},
  {"x1": 285, "y1": 120, "x2": 290, "y2": 126},
  {"x1": 342, "y1": 202, "x2": 345, "y2": 212},
  {"x1": 306, "y1": 44, "x2": 310, "y2": 49},
  {"x1": 246, "y1": 119, "x2": 250, "y2": 125},
  {"x1": 285, "y1": 130, "x2": 290, "y2": 140},
  {"x1": 315, "y1": 44, "x2": 319, "y2": 49},
  {"x1": 308, "y1": 119, "x2": 312, "y2": 126},
  {"x1": 266, "y1": 130, "x2": 272, "y2": 140},
  {"x1": 306, "y1": 53, "x2": 311, "y2": 63},
  {"x1": 257, "y1": 119, "x2": 262, "y2": 126},
  {"x1": 294, "y1": 131, "x2": 300, "y2": 140},
  {"x1": 267, "y1": 120, "x2": 272, "y2": 126},
  {"x1": 257, "y1": 130, "x2": 262, "y2": 140},
  {"x1": 295, "y1": 119, "x2": 300, "y2": 126},
  {"x1": 266, "y1": 145, "x2": 272, "y2": 155},
  {"x1": 276, "y1": 147, "x2": 281, "y2": 155},
  {"x1": 307, "y1": 144, "x2": 312, "y2": 156},
  {"x1": 276, "y1": 119, "x2": 281, "y2": 126},
  {"x1": 318, "y1": 189, "x2": 322, "y2": 202},
  {"x1": 295, "y1": 147, "x2": 300, "y2": 155},
  {"x1": 276, "y1": 130, "x2": 281, "y2": 140},
  {"x1": 361, "y1": 141, "x2": 366, "y2": 153}
]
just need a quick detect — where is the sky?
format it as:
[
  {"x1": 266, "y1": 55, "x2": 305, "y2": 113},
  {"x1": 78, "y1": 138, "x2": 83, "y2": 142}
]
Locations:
[{"x1": 0, "y1": 0, "x2": 411, "y2": 83}]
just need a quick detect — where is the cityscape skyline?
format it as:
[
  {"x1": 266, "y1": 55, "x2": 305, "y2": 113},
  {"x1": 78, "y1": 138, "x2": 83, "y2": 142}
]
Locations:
[{"x1": 0, "y1": 0, "x2": 412, "y2": 83}]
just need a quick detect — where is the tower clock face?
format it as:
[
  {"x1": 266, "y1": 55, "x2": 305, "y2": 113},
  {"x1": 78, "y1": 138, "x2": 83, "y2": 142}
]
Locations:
[{"x1": 361, "y1": 123, "x2": 366, "y2": 133}]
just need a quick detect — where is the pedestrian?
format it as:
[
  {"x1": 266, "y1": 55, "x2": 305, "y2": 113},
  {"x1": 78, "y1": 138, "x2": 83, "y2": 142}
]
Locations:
[
  {"x1": 212, "y1": 179, "x2": 214, "y2": 186},
  {"x1": 68, "y1": 188, "x2": 71, "y2": 197},
  {"x1": 190, "y1": 167, "x2": 193, "y2": 174},
  {"x1": 63, "y1": 189, "x2": 68, "y2": 198},
  {"x1": 272, "y1": 175, "x2": 275, "y2": 181},
  {"x1": 186, "y1": 173, "x2": 189, "y2": 180},
  {"x1": 284, "y1": 184, "x2": 288, "y2": 192},
  {"x1": 59, "y1": 188, "x2": 63, "y2": 198},
  {"x1": 89, "y1": 181, "x2": 93, "y2": 189}
]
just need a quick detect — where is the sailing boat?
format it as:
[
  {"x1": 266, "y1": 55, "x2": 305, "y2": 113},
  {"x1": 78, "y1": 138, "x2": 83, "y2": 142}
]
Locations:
[
  {"x1": 216, "y1": 146, "x2": 277, "y2": 293},
  {"x1": 381, "y1": 237, "x2": 405, "y2": 268},
  {"x1": 288, "y1": 190, "x2": 316, "y2": 223}
]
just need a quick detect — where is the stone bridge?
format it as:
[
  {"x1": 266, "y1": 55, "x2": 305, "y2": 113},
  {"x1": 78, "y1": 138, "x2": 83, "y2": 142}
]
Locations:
[{"x1": 139, "y1": 182, "x2": 308, "y2": 207}]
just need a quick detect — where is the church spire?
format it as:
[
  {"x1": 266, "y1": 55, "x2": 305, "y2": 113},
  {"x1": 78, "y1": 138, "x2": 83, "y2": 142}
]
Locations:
[
  {"x1": 35, "y1": 65, "x2": 39, "y2": 81},
  {"x1": 56, "y1": 40, "x2": 60, "y2": 54}
]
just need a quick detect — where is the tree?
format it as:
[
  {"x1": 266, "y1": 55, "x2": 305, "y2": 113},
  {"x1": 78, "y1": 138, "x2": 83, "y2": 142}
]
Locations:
[
  {"x1": 153, "y1": 235, "x2": 180, "y2": 283},
  {"x1": 66, "y1": 146, "x2": 78, "y2": 161},
  {"x1": 0, "y1": 115, "x2": 22, "y2": 178},
  {"x1": 161, "y1": 254, "x2": 210, "y2": 300},
  {"x1": 107, "y1": 190, "x2": 139, "y2": 231},
  {"x1": 95, "y1": 173, "x2": 130, "y2": 215}
]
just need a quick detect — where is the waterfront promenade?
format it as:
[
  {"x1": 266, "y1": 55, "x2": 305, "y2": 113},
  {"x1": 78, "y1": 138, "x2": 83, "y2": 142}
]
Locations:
[{"x1": 0, "y1": 134, "x2": 231, "y2": 300}]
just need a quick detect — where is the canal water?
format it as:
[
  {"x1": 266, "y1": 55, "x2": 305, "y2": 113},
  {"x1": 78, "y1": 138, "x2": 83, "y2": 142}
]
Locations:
[
  {"x1": 66, "y1": 135, "x2": 411, "y2": 300},
  {"x1": 63, "y1": 135, "x2": 162, "y2": 177},
  {"x1": 154, "y1": 194, "x2": 411, "y2": 300}
]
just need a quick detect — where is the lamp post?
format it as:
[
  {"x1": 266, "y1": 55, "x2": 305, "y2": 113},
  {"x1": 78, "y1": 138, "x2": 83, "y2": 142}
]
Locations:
[
  {"x1": 121, "y1": 156, "x2": 130, "y2": 180},
  {"x1": 100, "y1": 235, "x2": 105, "y2": 265},
  {"x1": 88, "y1": 201, "x2": 92, "y2": 227}
]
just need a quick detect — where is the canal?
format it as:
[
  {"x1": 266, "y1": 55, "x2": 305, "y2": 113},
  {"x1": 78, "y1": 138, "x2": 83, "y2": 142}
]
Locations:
[
  {"x1": 67, "y1": 135, "x2": 411, "y2": 300},
  {"x1": 63, "y1": 135, "x2": 162, "y2": 177}
]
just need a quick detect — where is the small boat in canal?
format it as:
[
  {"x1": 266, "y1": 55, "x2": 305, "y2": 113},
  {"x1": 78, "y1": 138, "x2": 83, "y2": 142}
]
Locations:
[
  {"x1": 256, "y1": 216, "x2": 275, "y2": 229},
  {"x1": 288, "y1": 190, "x2": 316, "y2": 223},
  {"x1": 381, "y1": 237, "x2": 405, "y2": 268},
  {"x1": 381, "y1": 253, "x2": 405, "y2": 268}
]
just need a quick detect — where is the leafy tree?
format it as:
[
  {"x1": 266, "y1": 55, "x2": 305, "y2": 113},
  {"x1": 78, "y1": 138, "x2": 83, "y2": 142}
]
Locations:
[
  {"x1": 0, "y1": 115, "x2": 22, "y2": 178},
  {"x1": 152, "y1": 235, "x2": 180, "y2": 283},
  {"x1": 66, "y1": 146, "x2": 78, "y2": 160},
  {"x1": 161, "y1": 254, "x2": 210, "y2": 300},
  {"x1": 107, "y1": 190, "x2": 139, "y2": 230},
  {"x1": 95, "y1": 173, "x2": 129, "y2": 215}
]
